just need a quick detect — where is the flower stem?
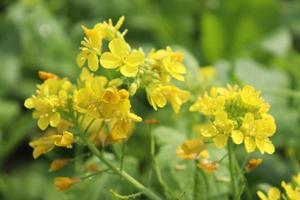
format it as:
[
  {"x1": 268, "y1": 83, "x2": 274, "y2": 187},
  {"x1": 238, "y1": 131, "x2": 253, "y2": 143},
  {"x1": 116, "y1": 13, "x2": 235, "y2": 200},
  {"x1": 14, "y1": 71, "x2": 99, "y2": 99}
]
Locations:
[
  {"x1": 228, "y1": 141, "x2": 238, "y2": 200},
  {"x1": 82, "y1": 137, "x2": 162, "y2": 200}
]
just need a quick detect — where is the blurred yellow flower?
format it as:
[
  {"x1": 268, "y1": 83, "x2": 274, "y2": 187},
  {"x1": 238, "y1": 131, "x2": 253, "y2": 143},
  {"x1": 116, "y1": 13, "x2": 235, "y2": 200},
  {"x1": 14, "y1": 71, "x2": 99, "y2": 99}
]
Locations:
[
  {"x1": 54, "y1": 177, "x2": 80, "y2": 191},
  {"x1": 257, "y1": 187, "x2": 281, "y2": 200},
  {"x1": 49, "y1": 159, "x2": 70, "y2": 172}
]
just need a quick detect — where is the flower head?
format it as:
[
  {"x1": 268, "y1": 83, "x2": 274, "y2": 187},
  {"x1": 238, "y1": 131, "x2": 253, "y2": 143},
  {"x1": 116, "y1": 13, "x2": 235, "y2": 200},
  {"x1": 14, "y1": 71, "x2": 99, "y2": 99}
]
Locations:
[{"x1": 191, "y1": 85, "x2": 276, "y2": 154}]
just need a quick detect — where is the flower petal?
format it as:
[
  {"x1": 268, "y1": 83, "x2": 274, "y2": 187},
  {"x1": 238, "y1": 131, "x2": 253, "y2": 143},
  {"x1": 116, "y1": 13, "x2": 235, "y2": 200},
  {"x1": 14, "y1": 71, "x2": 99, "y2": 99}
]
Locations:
[
  {"x1": 120, "y1": 64, "x2": 139, "y2": 77},
  {"x1": 125, "y1": 51, "x2": 145, "y2": 66},
  {"x1": 100, "y1": 52, "x2": 121, "y2": 69},
  {"x1": 87, "y1": 53, "x2": 99, "y2": 71},
  {"x1": 108, "y1": 38, "x2": 129, "y2": 57}
]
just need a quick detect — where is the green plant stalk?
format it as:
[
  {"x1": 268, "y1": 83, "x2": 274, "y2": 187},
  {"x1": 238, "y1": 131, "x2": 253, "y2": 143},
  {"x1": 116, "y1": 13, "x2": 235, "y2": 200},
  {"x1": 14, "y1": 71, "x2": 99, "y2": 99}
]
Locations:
[
  {"x1": 228, "y1": 141, "x2": 238, "y2": 200},
  {"x1": 82, "y1": 136, "x2": 162, "y2": 200}
]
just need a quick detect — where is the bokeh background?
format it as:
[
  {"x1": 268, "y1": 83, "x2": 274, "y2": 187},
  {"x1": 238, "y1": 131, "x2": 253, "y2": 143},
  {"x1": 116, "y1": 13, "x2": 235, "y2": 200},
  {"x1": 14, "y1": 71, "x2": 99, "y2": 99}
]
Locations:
[{"x1": 0, "y1": 0, "x2": 300, "y2": 199}]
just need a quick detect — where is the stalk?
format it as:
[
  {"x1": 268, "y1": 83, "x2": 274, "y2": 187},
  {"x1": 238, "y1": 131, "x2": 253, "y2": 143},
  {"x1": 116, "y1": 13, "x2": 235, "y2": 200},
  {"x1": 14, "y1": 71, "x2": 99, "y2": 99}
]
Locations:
[
  {"x1": 228, "y1": 141, "x2": 238, "y2": 200},
  {"x1": 82, "y1": 136, "x2": 162, "y2": 200}
]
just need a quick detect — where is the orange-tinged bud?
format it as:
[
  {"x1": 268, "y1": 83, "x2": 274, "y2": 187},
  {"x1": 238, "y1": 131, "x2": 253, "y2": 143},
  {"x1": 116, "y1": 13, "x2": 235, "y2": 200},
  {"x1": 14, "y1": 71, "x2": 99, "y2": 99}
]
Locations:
[
  {"x1": 144, "y1": 119, "x2": 159, "y2": 125},
  {"x1": 246, "y1": 158, "x2": 263, "y2": 172},
  {"x1": 85, "y1": 163, "x2": 99, "y2": 172},
  {"x1": 49, "y1": 159, "x2": 70, "y2": 172},
  {"x1": 38, "y1": 71, "x2": 59, "y2": 80},
  {"x1": 54, "y1": 177, "x2": 80, "y2": 191},
  {"x1": 197, "y1": 161, "x2": 219, "y2": 173}
]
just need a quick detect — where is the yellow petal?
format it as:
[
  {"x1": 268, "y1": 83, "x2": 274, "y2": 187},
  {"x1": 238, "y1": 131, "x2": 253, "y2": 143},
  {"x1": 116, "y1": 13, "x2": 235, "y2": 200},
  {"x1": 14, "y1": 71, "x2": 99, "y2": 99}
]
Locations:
[
  {"x1": 100, "y1": 52, "x2": 121, "y2": 69},
  {"x1": 120, "y1": 64, "x2": 139, "y2": 77},
  {"x1": 24, "y1": 98, "x2": 34, "y2": 109},
  {"x1": 125, "y1": 51, "x2": 145, "y2": 66},
  {"x1": 213, "y1": 134, "x2": 228, "y2": 148},
  {"x1": 50, "y1": 113, "x2": 61, "y2": 127},
  {"x1": 87, "y1": 53, "x2": 99, "y2": 71},
  {"x1": 268, "y1": 187, "x2": 281, "y2": 200},
  {"x1": 244, "y1": 137, "x2": 256, "y2": 153},
  {"x1": 232, "y1": 130, "x2": 244, "y2": 144},
  {"x1": 108, "y1": 38, "x2": 129, "y2": 57},
  {"x1": 264, "y1": 140, "x2": 275, "y2": 154},
  {"x1": 257, "y1": 191, "x2": 268, "y2": 200},
  {"x1": 38, "y1": 117, "x2": 49, "y2": 130},
  {"x1": 76, "y1": 51, "x2": 88, "y2": 67}
]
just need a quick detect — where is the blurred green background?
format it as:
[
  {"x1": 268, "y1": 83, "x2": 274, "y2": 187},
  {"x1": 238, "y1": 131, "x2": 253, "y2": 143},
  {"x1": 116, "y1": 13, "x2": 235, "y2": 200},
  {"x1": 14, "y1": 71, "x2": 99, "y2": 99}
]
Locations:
[{"x1": 0, "y1": 0, "x2": 300, "y2": 199}]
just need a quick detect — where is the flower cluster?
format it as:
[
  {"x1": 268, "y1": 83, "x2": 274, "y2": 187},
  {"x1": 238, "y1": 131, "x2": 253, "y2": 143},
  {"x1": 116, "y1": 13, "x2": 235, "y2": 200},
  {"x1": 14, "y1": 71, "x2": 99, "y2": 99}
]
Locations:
[
  {"x1": 76, "y1": 16, "x2": 190, "y2": 113},
  {"x1": 190, "y1": 85, "x2": 276, "y2": 154},
  {"x1": 257, "y1": 172, "x2": 300, "y2": 200},
  {"x1": 24, "y1": 16, "x2": 192, "y2": 192}
]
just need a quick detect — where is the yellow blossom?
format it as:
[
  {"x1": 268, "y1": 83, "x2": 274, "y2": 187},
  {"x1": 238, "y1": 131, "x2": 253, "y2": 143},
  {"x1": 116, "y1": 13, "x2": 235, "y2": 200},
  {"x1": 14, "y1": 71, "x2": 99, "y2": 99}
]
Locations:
[
  {"x1": 29, "y1": 131, "x2": 74, "y2": 159},
  {"x1": 150, "y1": 47, "x2": 186, "y2": 81},
  {"x1": 190, "y1": 85, "x2": 276, "y2": 154},
  {"x1": 77, "y1": 26, "x2": 102, "y2": 71},
  {"x1": 24, "y1": 78, "x2": 73, "y2": 130},
  {"x1": 54, "y1": 177, "x2": 80, "y2": 191},
  {"x1": 94, "y1": 16, "x2": 125, "y2": 41},
  {"x1": 146, "y1": 84, "x2": 190, "y2": 113},
  {"x1": 257, "y1": 187, "x2": 281, "y2": 200},
  {"x1": 282, "y1": 180, "x2": 300, "y2": 200},
  {"x1": 100, "y1": 38, "x2": 145, "y2": 77}
]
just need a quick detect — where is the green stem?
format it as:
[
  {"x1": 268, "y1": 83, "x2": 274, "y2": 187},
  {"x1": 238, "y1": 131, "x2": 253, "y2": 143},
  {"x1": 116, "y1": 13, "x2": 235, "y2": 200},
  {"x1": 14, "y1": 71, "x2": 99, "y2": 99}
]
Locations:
[
  {"x1": 82, "y1": 137, "x2": 162, "y2": 200},
  {"x1": 148, "y1": 124, "x2": 155, "y2": 185},
  {"x1": 228, "y1": 141, "x2": 238, "y2": 200},
  {"x1": 120, "y1": 141, "x2": 125, "y2": 171}
]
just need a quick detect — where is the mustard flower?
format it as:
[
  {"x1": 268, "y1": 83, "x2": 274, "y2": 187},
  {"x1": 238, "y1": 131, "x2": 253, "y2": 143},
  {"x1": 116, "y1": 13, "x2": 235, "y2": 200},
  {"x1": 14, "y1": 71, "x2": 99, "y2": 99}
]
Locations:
[
  {"x1": 94, "y1": 16, "x2": 125, "y2": 41},
  {"x1": 77, "y1": 26, "x2": 102, "y2": 71},
  {"x1": 100, "y1": 38, "x2": 145, "y2": 77},
  {"x1": 29, "y1": 131, "x2": 74, "y2": 159},
  {"x1": 190, "y1": 85, "x2": 276, "y2": 154},
  {"x1": 24, "y1": 78, "x2": 74, "y2": 130},
  {"x1": 257, "y1": 187, "x2": 281, "y2": 200}
]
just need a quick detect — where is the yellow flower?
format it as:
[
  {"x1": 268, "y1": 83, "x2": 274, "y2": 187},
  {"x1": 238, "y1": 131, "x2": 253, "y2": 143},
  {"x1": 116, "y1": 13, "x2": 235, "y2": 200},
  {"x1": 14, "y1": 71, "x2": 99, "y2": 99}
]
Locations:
[
  {"x1": 24, "y1": 78, "x2": 73, "y2": 130},
  {"x1": 100, "y1": 38, "x2": 145, "y2": 77},
  {"x1": 94, "y1": 16, "x2": 125, "y2": 41},
  {"x1": 146, "y1": 85, "x2": 167, "y2": 111},
  {"x1": 181, "y1": 139, "x2": 204, "y2": 154},
  {"x1": 212, "y1": 111, "x2": 234, "y2": 148},
  {"x1": 53, "y1": 131, "x2": 74, "y2": 148},
  {"x1": 191, "y1": 85, "x2": 276, "y2": 154},
  {"x1": 77, "y1": 26, "x2": 102, "y2": 71},
  {"x1": 29, "y1": 131, "x2": 74, "y2": 159},
  {"x1": 150, "y1": 47, "x2": 186, "y2": 81},
  {"x1": 54, "y1": 177, "x2": 80, "y2": 191},
  {"x1": 190, "y1": 88, "x2": 225, "y2": 115},
  {"x1": 257, "y1": 187, "x2": 281, "y2": 200},
  {"x1": 176, "y1": 140, "x2": 208, "y2": 161},
  {"x1": 240, "y1": 113, "x2": 275, "y2": 154},
  {"x1": 146, "y1": 85, "x2": 190, "y2": 113},
  {"x1": 49, "y1": 159, "x2": 70, "y2": 172},
  {"x1": 282, "y1": 180, "x2": 300, "y2": 200},
  {"x1": 162, "y1": 85, "x2": 190, "y2": 113}
]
